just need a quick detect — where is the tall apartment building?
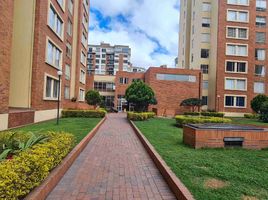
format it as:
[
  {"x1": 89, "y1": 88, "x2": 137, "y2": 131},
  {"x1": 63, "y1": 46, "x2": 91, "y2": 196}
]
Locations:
[
  {"x1": 178, "y1": 0, "x2": 268, "y2": 116},
  {"x1": 87, "y1": 43, "x2": 132, "y2": 75},
  {"x1": 0, "y1": 0, "x2": 89, "y2": 130}
]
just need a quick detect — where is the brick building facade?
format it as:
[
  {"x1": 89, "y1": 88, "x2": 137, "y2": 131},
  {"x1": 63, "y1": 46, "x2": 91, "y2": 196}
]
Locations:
[{"x1": 0, "y1": 0, "x2": 90, "y2": 130}]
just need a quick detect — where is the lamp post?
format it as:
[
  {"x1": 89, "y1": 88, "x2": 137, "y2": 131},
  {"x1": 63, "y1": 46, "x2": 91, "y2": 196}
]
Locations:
[{"x1": 57, "y1": 70, "x2": 63, "y2": 125}]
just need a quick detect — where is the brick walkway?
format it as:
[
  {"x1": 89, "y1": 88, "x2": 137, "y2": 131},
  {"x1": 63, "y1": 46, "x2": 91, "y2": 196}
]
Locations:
[{"x1": 47, "y1": 113, "x2": 176, "y2": 200}]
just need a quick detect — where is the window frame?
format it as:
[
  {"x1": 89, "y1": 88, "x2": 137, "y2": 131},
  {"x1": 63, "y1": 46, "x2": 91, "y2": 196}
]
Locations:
[
  {"x1": 227, "y1": 0, "x2": 249, "y2": 6},
  {"x1": 43, "y1": 73, "x2": 61, "y2": 101},
  {"x1": 226, "y1": 26, "x2": 249, "y2": 40},
  {"x1": 45, "y1": 37, "x2": 63, "y2": 70},
  {"x1": 80, "y1": 68, "x2": 86, "y2": 84},
  {"x1": 225, "y1": 60, "x2": 248, "y2": 74},
  {"x1": 224, "y1": 95, "x2": 247, "y2": 108},
  {"x1": 78, "y1": 88, "x2": 85, "y2": 102},
  {"x1": 47, "y1": 2, "x2": 64, "y2": 40},
  {"x1": 226, "y1": 9, "x2": 249, "y2": 23},
  {"x1": 224, "y1": 77, "x2": 247, "y2": 91},
  {"x1": 226, "y1": 43, "x2": 248, "y2": 57},
  {"x1": 254, "y1": 82, "x2": 265, "y2": 94}
]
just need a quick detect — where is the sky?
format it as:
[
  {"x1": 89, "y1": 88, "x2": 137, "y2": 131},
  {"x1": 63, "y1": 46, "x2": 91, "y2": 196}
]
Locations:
[{"x1": 88, "y1": 0, "x2": 180, "y2": 68}]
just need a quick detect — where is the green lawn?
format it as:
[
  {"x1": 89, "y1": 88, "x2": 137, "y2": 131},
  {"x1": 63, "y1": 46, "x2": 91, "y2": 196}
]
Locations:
[
  {"x1": 135, "y1": 118, "x2": 268, "y2": 200},
  {"x1": 231, "y1": 117, "x2": 268, "y2": 127},
  {"x1": 12, "y1": 118, "x2": 101, "y2": 145}
]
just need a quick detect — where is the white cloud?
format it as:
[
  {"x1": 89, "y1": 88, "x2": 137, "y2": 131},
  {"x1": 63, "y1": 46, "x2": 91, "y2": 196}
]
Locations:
[{"x1": 89, "y1": 0, "x2": 179, "y2": 68}]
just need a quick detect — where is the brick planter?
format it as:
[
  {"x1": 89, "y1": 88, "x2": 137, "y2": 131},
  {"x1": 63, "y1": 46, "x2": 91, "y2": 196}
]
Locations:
[
  {"x1": 129, "y1": 120, "x2": 195, "y2": 200},
  {"x1": 25, "y1": 116, "x2": 107, "y2": 200}
]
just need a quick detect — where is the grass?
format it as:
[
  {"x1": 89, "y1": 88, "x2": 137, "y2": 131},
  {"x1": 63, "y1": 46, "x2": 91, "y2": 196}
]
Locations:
[
  {"x1": 135, "y1": 118, "x2": 268, "y2": 200},
  {"x1": 11, "y1": 118, "x2": 101, "y2": 145},
  {"x1": 231, "y1": 117, "x2": 268, "y2": 127}
]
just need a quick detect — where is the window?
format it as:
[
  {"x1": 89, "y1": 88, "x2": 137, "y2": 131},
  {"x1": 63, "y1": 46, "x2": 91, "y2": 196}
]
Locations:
[
  {"x1": 68, "y1": 0, "x2": 73, "y2": 15},
  {"x1": 227, "y1": 10, "x2": 248, "y2": 22},
  {"x1": 94, "y1": 82, "x2": 115, "y2": 92},
  {"x1": 82, "y1": 32, "x2": 87, "y2": 47},
  {"x1": 255, "y1": 65, "x2": 265, "y2": 76},
  {"x1": 57, "y1": 0, "x2": 64, "y2": 9},
  {"x1": 227, "y1": 0, "x2": 249, "y2": 5},
  {"x1": 254, "y1": 82, "x2": 265, "y2": 94},
  {"x1": 226, "y1": 61, "x2": 247, "y2": 73},
  {"x1": 202, "y1": 3, "x2": 211, "y2": 11},
  {"x1": 45, "y1": 75, "x2": 60, "y2": 100},
  {"x1": 203, "y1": 81, "x2": 209, "y2": 89},
  {"x1": 67, "y1": 19, "x2": 72, "y2": 36},
  {"x1": 226, "y1": 44, "x2": 248, "y2": 56},
  {"x1": 201, "y1": 65, "x2": 209, "y2": 74},
  {"x1": 83, "y1": 0, "x2": 89, "y2": 13},
  {"x1": 81, "y1": 51, "x2": 86, "y2": 66},
  {"x1": 48, "y1": 5, "x2": 63, "y2": 38},
  {"x1": 66, "y1": 43, "x2": 72, "y2": 58},
  {"x1": 201, "y1": 49, "x2": 209, "y2": 58},
  {"x1": 65, "y1": 64, "x2": 71, "y2": 80},
  {"x1": 225, "y1": 78, "x2": 247, "y2": 91},
  {"x1": 119, "y1": 77, "x2": 129, "y2": 84},
  {"x1": 225, "y1": 95, "x2": 246, "y2": 108},
  {"x1": 80, "y1": 69, "x2": 86, "y2": 84},
  {"x1": 256, "y1": 16, "x2": 266, "y2": 27},
  {"x1": 202, "y1": 96, "x2": 208, "y2": 106},
  {"x1": 46, "y1": 40, "x2": 62, "y2": 69},
  {"x1": 79, "y1": 89, "x2": 85, "y2": 101},
  {"x1": 202, "y1": 18, "x2": 211, "y2": 27},
  {"x1": 201, "y1": 33, "x2": 210, "y2": 43},
  {"x1": 255, "y1": 49, "x2": 266, "y2": 60},
  {"x1": 256, "y1": 0, "x2": 267, "y2": 11},
  {"x1": 227, "y1": 27, "x2": 248, "y2": 39},
  {"x1": 156, "y1": 74, "x2": 196, "y2": 82},
  {"x1": 256, "y1": 32, "x2": 266, "y2": 43},
  {"x1": 82, "y1": 13, "x2": 88, "y2": 28},
  {"x1": 64, "y1": 86, "x2": 70, "y2": 99}
]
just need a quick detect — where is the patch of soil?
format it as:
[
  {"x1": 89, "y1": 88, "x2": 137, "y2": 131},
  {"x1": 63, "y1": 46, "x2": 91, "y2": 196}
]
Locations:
[
  {"x1": 242, "y1": 195, "x2": 259, "y2": 200},
  {"x1": 204, "y1": 178, "x2": 229, "y2": 189}
]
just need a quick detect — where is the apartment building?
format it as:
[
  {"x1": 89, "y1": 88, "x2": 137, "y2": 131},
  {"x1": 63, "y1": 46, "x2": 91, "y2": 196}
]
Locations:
[
  {"x1": 0, "y1": 0, "x2": 89, "y2": 130},
  {"x1": 178, "y1": 0, "x2": 268, "y2": 116},
  {"x1": 87, "y1": 43, "x2": 132, "y2": 75}
]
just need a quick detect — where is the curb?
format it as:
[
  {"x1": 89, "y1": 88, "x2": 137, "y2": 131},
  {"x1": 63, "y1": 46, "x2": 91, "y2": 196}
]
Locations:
[
  {"x1": 129, "y1": 120, "x2": 195, "y2": 200},
  {"x1": 25, "y1": 116, "x2": 107, "y2": 200}
]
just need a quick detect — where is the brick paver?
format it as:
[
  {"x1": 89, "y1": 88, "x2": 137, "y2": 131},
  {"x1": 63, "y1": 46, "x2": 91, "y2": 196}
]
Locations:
[{"x1": 47, "y1": 113, "x2": 176, "y2": 200}]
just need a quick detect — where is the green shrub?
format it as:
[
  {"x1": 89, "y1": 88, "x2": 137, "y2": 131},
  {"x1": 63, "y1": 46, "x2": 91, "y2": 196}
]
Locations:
[
  {"x1": 127, "y1": 112, "x2": 156, "y2": 121},
  {"x1": 0, "y1": 132, "x2": 75, "y2": 199},
  {"x1": 184, "y1": 112, "x2": 200, "y2": 116},
  {"x1": 184, "y1": 112, "x2": 225, "y2": 117},
  {"x1": 62, "y1": 109, "x2": 106, "y2": 118},
  {"x1": 251, "y1": 94, "x2": 268, "y2": 113},
  {"x1": 244, "y1": 113, "x2": 259, "y2": 119},
  {"x1": 201, "y1": 112, "x2": 225, "y2": 117},
  {"x1": 175, "y1": 115, "x2": 232, "y2": 127},
  {"x1": 260, "y1": 101, "x2": 268, "y2": 123}
]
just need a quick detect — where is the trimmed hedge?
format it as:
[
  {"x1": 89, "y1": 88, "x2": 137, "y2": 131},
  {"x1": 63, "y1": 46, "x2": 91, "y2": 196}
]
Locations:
[
  {"x1": 244, "y1": 113, "x2": 259, "y2": 119},
  {"x1": 127, "y1": 112, "x2": 156, "y2": 121},
  {"x1": 0, "y1": 132, "x2": 75, "y2": 199},
  {"x1": 184, "y1": 112, "x2": 225, "y2": 117},
  {"x1": 175, "y1": 115, "x2": 232, "y2": 127},
  {"x1": 62, "y1": 109, "x2": 106, "y2": 118}
]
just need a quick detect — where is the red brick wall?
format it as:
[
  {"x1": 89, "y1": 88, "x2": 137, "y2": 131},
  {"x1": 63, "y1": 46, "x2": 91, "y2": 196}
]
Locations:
[
  {"x1": 216, "y1": 1, "x2": 267, "y2": 113},
  {"x1": 114, "y1": 71, "x2": 145, "y2": 107},
  {"x1": 145, "y1": 67, "x2": 202, "y2": 116},
  {"x1": 0, "y1": 0, "x2": 14, "y2": 114},
  {"x1": 8, "y1": 111, "x2": 34, "y2": 128}
]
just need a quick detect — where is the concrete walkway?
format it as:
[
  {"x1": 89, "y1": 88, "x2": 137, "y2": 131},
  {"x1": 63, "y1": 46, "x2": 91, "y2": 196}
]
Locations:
[{"x1": 47, "y1": 113, "x2": 176, "y2": 200}]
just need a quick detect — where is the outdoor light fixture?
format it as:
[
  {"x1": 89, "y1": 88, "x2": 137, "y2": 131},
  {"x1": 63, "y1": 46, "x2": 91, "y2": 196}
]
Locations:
[{"x1": 56, "y1": 70, "x2": 63, "y2": 125}]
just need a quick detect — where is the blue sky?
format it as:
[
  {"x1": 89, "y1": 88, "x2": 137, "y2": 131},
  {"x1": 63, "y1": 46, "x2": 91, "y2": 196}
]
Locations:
[{"x1": 88, "y1": 0, "x2": 180, "y2": 68}]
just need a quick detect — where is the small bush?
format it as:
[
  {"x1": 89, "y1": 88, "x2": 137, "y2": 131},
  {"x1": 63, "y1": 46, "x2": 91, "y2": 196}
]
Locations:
[
  {"x1": 184, "y1": 112, "x2": 200, "y2": 116},
  {"x1": 260, "y1": 101, "x2": 268, "y2": 123},
  {"x1": 201, "y1": 112, "x2": 225, "y2": 117},
  {"x1": 0, "y1": 132, "x2": 75, "y2": 199},
  {"x1": 184, "y1": 112, "x2": 225, "y2": 117},
  {"x1": 244, "y1": 113, "x2": 259, "y2": 119},
  {"x1": 62, "y1": 109, "x2": 106, "y2": 118},
  {"x1": 127, "y1": 112, "x2": 156, "y2": 121},
  {"x1": 175, "y1": 115, "x2": 232, "y2": 127}
]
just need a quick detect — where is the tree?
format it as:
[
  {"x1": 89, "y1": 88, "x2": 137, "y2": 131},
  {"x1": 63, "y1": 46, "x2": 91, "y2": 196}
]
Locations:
[
  {"x1": 125, "y1": 80, "x2": 156, "y2": 112},
  {"x1": 85, "y1": 90, "x2": 102, "y2": 109},
  {"x1": 251, "y1": 94, "x2": 268, "y2": 113},
  {"x1": 260, "y1": 101, "x2": 268, "y2": 122},
  {"x1": 180, "y1": 98, "x2": 203, "y2": 112}
]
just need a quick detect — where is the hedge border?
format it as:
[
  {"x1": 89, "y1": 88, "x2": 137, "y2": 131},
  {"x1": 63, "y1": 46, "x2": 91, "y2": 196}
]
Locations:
[
  {"x1": 25, "y1": 116, "x2": 107, "y2": 200},
  {"x1": 129, "y1": 120, "x2": 195, "y2": 200}
]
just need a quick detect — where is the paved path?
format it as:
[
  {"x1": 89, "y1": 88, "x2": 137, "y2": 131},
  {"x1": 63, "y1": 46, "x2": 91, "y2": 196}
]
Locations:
[{"x1": 47, "y1": 113, "x2": 176, "y2": 200}]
